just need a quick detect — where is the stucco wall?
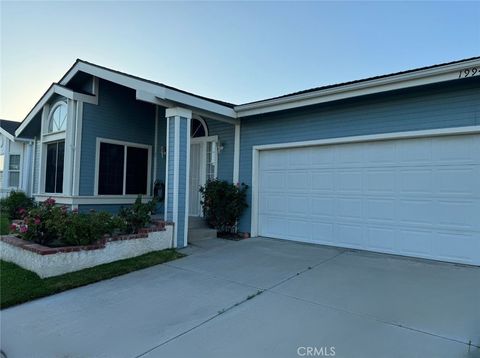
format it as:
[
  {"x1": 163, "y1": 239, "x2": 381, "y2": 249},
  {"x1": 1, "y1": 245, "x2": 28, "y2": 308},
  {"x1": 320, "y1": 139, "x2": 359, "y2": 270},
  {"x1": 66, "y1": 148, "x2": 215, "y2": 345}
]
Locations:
[{"x1": 0, "y1": 226, "x2": 174, "y2": 278}]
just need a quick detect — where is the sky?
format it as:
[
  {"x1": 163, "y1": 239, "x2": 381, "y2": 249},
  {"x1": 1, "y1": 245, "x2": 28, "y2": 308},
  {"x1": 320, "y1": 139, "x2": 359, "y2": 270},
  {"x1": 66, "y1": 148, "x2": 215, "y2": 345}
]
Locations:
[{"x1": 1, "y1": 1, "x2": 479, "y2": 121}]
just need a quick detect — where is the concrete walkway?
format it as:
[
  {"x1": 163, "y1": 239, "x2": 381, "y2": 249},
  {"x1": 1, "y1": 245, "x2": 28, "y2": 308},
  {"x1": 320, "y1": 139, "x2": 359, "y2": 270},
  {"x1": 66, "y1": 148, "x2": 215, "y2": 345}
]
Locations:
[{"x1": 1, "y1": 237, "x2": 479, "y2": 358}]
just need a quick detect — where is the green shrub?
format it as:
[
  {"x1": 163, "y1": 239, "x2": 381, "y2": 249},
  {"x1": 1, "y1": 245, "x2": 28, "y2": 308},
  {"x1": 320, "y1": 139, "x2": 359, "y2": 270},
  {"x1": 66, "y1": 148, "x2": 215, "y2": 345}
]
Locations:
[
  {"x1": 199, "y1": 180, "x2": 248, "y2": 233},
  {"x1": 11, "y1": 198, "x2": 127, "y2": 246},
  {"x1": 0, "y1": 191, "x2": 35, "y2": 220},
  {"x1": 118, "y1": 196, "x2": 157, "y2": 234}
]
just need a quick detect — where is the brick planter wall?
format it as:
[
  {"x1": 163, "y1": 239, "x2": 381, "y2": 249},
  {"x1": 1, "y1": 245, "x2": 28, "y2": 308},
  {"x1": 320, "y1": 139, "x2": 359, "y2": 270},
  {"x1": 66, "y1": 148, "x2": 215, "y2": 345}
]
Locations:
[{"x1": 0, "y1": 221, "x2": 174, "y2": 278}]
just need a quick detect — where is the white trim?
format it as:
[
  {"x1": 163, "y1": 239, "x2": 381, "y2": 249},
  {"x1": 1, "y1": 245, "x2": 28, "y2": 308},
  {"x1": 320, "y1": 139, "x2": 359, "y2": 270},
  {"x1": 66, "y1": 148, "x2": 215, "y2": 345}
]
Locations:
[
  {"x1": 236, "y1": 58, "x2": 480, "y2": 117},
  {"x1": 63, "y1": 99, "x2": 76, "y2": 196},
  {"x1": 38, "y1": 105, "x2": 49, "y2": 194},
  {"x1": 164, "y1": 117, "x2": 170, "y2": 220},
  {"x1": 46, "y1": 101, "x2": 68, "y2": 134},
  {"x1": 73, "y1": 101, "x2": 83, "y2": 196},
  {"x1": 192, "y1": 115, "x2": 209, "y2": 137},
  {"x1": 233, "y1": 123, "x2": 240, "y2": 183},
  {"x1": 15, "y1": 84, "x2": 97, "y2": 137},
  {"x1": 250, "y1": 125, "x2": 480, "y2": 237},
  {"x1": 166, "y1": 107, "x2": 192, "y2": 119},
  {"x1": 33, "y1": 194, "x2": 154, "y2": 205},
  {"x1": 93, "y1": 137, "x2": 152, "y2": 196},
  {"x1": 59, "y1": 61, "x2": 236, "y2": 118},
  {"x1": 173, "y1": 117, "x2": 180, "y2": 247},
  {"x1": 184, "y1": 116, "x2": 191, "y2": 246},
  {"x1": 190, "y1": 135, "x2": 218, "y2": 144},
  {"x1": 0, "y1": 127, "x2": 15, "y2": 142},
  {"x1": 30, "y1": 139, "x2": 36, "y2": 195},
  {"x1": 153, "y1": 106, "x2": 159, "y2": 185}
]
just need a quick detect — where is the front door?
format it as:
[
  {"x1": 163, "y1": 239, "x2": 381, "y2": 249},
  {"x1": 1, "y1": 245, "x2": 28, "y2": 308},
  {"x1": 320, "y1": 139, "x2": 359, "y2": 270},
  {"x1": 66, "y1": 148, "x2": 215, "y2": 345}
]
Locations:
[{"x1": 189, "y1": 142, "x2": 203, "y2": 216}]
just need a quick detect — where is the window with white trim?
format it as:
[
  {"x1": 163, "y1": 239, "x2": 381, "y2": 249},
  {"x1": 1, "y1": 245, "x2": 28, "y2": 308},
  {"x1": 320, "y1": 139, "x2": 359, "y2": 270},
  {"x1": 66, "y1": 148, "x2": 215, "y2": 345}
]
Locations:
[
  {"x1": 8, "y1": 154, "x2": 20, "y2": 188},
  {"x1": 97, "y1": 141, "x2": 150, "y2": 195},
  {"x1": 206, "y1": 142, "x2": 217, "y2": 181},
  {"x1": 48, "y1": 102, "x2": 67, "y2": 133},
  {"x1": 45, "y1": 141, "x2": 64, "y2": 193}
]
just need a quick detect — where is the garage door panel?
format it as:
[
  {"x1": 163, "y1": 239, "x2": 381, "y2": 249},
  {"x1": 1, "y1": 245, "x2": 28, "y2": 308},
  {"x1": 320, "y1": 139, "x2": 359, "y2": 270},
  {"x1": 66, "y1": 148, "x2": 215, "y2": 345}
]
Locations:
[
  {"x1": 436, "y1": 167, "x2": 476, "y2": 196},
  {"x1": 399, "y1": 200, "x2": 432, "y2": 225},
  {"x1": 366, "y1": 199, "x2": 396, "y2": 222},
  {"x1": 398, "y1": 138, "x2": 432, "y2": 163},
  {"x1": 311, "y1": 197, "x2": 334, "y2": 217},
  {"x1": 258, "y1": 134, "x2": 480, "y2": 265},
  {"x1": 259, "y1": 171, "x2": 285, "y2": 192},
  {"x1": 367, "y1": 226, "x2": 396, "y2": 252},
  {"x1": 337, "y1": 170, "x2": 362, "y2": 193},
  {"x1": 286, "y1": 171, "x2": 310, "y2": 191},
  {"x1": 399, "y1": 169, "x2": 433, "y2": 194},
  {"x1": 336, "y1": 198, "x2": 362, "y2": 219},
  {"x1": 336, "y1": 224, "x2": 364, "y2": 247},
  {"x1": 311, "y1": 170, "x2": 335, "y2": 191},
  {"x1": 366, "y1": 170, "x2": 396, "y2": 194}
]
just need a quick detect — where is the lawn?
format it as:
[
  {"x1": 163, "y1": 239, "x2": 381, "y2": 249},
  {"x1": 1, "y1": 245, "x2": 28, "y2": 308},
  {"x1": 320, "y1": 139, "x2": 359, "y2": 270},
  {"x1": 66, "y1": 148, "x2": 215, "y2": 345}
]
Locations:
[{"x1": 0, "y1": 249, "x2": 185, "y2": 309}]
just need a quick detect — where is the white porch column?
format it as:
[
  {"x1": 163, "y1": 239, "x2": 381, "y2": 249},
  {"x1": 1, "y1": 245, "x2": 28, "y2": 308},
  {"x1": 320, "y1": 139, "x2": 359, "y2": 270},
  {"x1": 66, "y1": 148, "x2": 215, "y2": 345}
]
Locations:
[{"x1": 164, "y1": 107, "x2": 192, "y2": 248}]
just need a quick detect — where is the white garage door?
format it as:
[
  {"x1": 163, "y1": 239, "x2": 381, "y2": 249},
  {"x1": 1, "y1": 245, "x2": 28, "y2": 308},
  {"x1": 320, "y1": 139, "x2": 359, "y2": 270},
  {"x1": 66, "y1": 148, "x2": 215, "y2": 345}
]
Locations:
[{"x1": 258, "y1": 133, "x2": 480, "y2": 265}]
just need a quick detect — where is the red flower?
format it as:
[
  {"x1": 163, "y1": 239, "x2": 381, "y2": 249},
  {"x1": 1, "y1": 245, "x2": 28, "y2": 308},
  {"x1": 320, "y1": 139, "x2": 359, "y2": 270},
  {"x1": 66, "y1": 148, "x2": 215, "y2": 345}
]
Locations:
[{"x1": 44, "y1": 198, "x2": 56, "y2": 207}]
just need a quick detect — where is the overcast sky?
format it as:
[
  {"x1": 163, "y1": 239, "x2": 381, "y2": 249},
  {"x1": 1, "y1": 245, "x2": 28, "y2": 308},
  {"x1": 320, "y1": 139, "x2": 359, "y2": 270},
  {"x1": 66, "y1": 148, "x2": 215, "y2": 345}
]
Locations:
[{"x1": 1, "y1": 1, "x2": 479, "y2": 121}]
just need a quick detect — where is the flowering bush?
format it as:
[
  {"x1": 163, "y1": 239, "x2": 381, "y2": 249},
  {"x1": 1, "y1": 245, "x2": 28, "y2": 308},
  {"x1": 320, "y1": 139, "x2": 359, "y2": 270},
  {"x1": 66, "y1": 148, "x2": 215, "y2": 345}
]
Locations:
[{"x1": 10, "y1": 198, "x2": 127, "y2": 246}]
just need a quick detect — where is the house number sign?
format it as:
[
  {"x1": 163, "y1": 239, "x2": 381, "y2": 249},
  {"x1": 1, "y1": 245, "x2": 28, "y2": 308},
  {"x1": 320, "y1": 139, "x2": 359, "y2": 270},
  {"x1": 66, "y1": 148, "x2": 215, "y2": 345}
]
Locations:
[{"x1": 458, "y1": 67, "x2": 479, "y2": 78}]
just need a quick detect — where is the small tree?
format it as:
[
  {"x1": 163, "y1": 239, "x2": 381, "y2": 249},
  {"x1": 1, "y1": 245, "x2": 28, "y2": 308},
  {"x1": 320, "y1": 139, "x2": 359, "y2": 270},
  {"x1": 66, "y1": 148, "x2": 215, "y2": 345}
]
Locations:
[
  {"x1": 0, "y1": 191, "x2": 35, "y2": 220},
  {"x1": 199, "y1": 180, "x2": 248, "y2": 234}
]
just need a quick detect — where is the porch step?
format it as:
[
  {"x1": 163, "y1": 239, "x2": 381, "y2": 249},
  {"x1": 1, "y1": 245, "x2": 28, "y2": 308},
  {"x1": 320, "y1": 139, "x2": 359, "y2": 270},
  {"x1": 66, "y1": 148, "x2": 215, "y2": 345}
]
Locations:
[
  {"x1": 188, "y1": 227, "x2": 217, "y2": 242},
  {"x1": 189, "y1": 216, "x2": 209, "y2": 229}
]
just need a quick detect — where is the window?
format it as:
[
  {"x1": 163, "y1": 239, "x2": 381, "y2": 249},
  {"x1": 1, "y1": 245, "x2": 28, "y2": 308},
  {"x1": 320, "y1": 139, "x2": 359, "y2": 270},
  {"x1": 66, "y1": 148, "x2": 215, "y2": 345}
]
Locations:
[
  {"x1": 8, "y1": 154, "x2": 20, "y2": 188},
  {"x1": 206, "y1": 142, "x2": 217, "y2": 181},
  {"x1": 45, "y1": 141, "x2": 64, "y2": 193},
  {"x1": 191, "y1": 118, "x2": 208, "y2": 138},
  {"x1": 97, "y1": 141, "x2": 150, "y2": 195},
  {"x1": 48, "y1": 103, "x2": 67, "y2": 133}
]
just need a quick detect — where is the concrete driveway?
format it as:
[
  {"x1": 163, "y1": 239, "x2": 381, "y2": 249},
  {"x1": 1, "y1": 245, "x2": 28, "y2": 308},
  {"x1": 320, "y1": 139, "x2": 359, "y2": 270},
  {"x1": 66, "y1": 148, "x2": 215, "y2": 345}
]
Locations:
[{"x1": 1, "y1": 237, "x2": 479, "y2": 358}]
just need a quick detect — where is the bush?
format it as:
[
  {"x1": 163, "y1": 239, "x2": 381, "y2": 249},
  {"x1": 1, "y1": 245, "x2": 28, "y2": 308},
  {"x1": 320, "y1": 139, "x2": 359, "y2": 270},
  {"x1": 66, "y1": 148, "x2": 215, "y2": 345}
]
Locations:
[
  {"x1": 199, "y1": 180, "x2": 248, "y2": 233},
  {"x1": 118, "y1": 196, "x2": 157, "y2": 234},
  {"x1": 11, "y1": 198, "x2": 127, "y2": 246},
  {"x1": 0, "y1": 191, "x2": 35, "y2": 220}
]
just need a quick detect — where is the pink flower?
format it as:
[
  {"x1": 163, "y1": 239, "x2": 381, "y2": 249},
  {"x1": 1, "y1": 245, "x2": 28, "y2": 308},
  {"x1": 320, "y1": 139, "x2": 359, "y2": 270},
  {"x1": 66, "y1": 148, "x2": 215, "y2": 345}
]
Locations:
[
  {"x1": 19, "y1": 226, "x2": 28, "y2": 233},
  {"x1": 44, "y1": 198, "x2": 56, "y2": 207},
  {"x1": 10, "y1": 223, "x2": 18, "y2": 231},
  {"x1": 34, "y1": 218, "x2": 41, "y2": 225}
]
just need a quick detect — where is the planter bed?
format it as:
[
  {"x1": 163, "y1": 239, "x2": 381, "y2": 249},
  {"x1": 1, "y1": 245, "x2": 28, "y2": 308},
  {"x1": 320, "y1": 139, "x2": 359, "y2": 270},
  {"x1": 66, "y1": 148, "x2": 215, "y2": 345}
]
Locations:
[{"x1": 0, "y1": 221, "x2": 174, "y2": 278}]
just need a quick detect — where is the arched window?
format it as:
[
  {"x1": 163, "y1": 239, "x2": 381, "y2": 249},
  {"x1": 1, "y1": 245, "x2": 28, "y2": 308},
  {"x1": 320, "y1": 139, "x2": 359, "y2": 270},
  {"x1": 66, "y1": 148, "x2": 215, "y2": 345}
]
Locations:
[
  {"x1": 190, "y1": 118, "x2": 208, "y2": 138},
  {"x1": 48, "y1": 102, "x2": 67, "y2": 133}
]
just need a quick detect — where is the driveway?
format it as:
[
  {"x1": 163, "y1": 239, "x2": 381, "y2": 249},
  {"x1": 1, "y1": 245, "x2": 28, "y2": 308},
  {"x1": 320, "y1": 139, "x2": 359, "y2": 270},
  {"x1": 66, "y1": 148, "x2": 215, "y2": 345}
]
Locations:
[{"x1": 1, "y1": 237, "x2": 479, "y2": 358}]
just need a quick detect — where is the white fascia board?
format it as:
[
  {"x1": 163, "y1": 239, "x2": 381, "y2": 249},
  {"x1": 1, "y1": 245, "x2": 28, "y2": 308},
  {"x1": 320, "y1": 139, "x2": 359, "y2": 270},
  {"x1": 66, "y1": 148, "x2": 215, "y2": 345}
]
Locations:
[
  {"x1": 236, "y1": 58, "x2": 480, "y2": 117},
  {"x1": 0, "y1": 128, "x2": 15, "y2": 142},
  {"x1": 15, "y1": 84, "x2": 97, "y2": 137},
  {"x1": 62, "y1": 62, "x2": 236, "y2": 119}
]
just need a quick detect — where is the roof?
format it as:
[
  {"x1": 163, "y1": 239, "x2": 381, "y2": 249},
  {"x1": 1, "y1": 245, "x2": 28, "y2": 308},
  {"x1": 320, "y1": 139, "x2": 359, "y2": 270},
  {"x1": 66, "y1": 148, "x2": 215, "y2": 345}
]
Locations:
[
  {"x1": 63, "y1": 59, "x2": 236, "y2": 108},
  {"x1": 0, "y1": 119, "x2": 20, "y2": 135},
  {"x1": 240, "y1": 56, "x2": 480, "y2": 106}
]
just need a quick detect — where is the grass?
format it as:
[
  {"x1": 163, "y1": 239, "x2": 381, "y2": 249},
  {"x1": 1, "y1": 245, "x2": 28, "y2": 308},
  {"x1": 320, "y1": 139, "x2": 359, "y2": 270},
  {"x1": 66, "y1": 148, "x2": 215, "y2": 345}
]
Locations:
[
  {"x1": 0, "y1": 249, "x2": 185, "y2": 309},
  {"x1": 0, "y1": 215, "x2": 10, "y2": 235}
]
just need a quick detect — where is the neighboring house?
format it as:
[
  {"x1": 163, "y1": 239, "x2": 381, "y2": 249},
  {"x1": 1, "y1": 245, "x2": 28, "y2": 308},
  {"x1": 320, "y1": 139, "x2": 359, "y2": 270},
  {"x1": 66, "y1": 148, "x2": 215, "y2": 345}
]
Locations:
[
  {"x1": 0, "y1": 120, "x2": 33, "y2": 198},
  {"x1": 12, "y1": 57, "x2": 480, "y2": 266}
]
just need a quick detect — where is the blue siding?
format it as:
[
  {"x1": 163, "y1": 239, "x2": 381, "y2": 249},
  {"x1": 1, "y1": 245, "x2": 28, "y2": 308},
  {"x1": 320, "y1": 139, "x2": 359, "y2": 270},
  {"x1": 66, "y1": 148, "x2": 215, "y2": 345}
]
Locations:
[
  {"x1": 238, "y1": 78, "x2": 480, "y2": 232},
  {"x1": 177, "y1": 118, "x2": 188, "y2": 246},
  {"x1": 166, "y1": 119, "x2": 175, "y2": 221},
  {"x1": 205, "y1": 119, "x2": 235, "y2": 182},
  {"x1": 79, "y1": 79, "x2": 157, "y2": 196}
]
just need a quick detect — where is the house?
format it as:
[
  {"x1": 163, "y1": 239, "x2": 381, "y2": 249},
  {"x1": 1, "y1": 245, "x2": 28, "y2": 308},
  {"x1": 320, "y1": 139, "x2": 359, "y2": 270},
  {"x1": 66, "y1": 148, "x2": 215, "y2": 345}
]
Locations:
[
  {"x1": 0, "y1": 120, "x2": 33, "y2": 198},
  {"x1": 12, "y1": 57, "x2": 480, "y2": 266}
]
